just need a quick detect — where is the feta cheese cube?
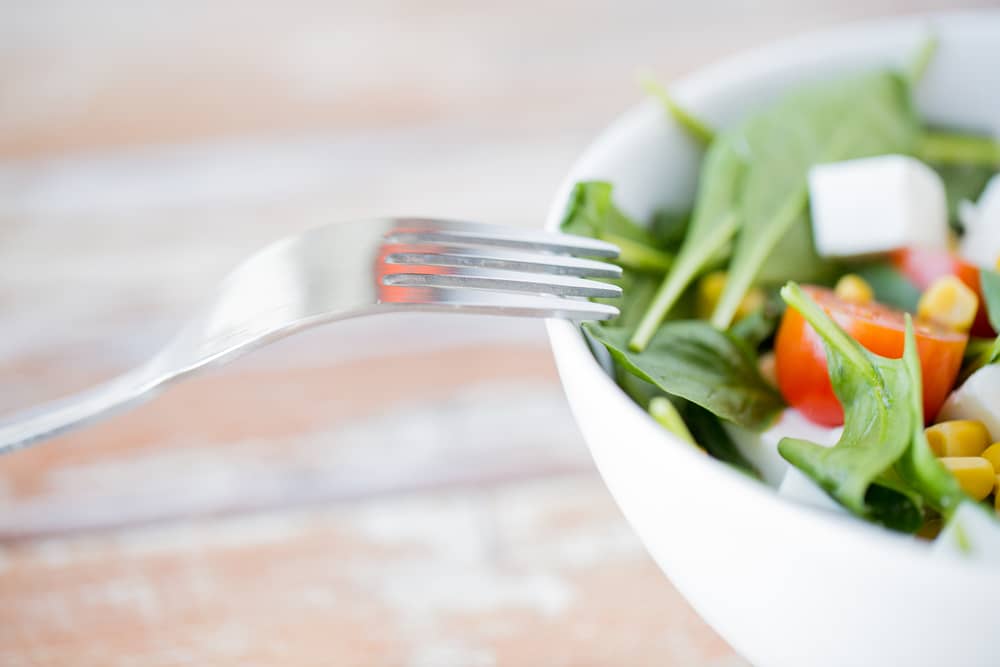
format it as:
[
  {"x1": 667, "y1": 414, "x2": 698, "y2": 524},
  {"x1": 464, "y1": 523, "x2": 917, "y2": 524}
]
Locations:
[
  {"x1": 938, "y1": 364, "x2": 1000, "y2": 441},
  {"x1": 958, "y1": 173, "x2": 1000, "y2": 268},
  {"x1": 932, "y1": 502, "x2": 1000, "y2": 563},
  {"x1": 725, "y1": 409, "x2": 843, "y2": 486},
  {"x1": 808, "y1": 155, "x2": 948, "y2": 258}
]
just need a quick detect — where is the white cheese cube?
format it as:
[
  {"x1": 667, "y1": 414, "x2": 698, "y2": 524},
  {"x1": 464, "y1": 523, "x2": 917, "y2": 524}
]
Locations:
[
  {"x1": 725, "y1": 409, "x2": 843, "y2": 486},
  {"x1": 938, "y1": 364, "x2": 1000, "y2": 441},
  {"x1": 778, "y1": 468, "x2": 846, "y2": 514},
  {"x1": 808, "y1": 155, "x2": 948, "y2": 258},
  {"x1": 958, "y1": 173, "x2": 1000, "y2": 268},
  {"x1": 932, "y1": 502, "x2": 1000, "y2": 563}
]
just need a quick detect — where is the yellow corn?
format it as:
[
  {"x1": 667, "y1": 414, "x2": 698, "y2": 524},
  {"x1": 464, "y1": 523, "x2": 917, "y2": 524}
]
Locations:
[
  {"x1": 695, "y1": 271, "x2": 765, "y2": 321},
  {"x1": 983, "y1": 442, "x2": 1000, "y2": 473},
  {"x1": 940, "y1": 457, "x2": 996, "y2": 501},
  {"x1": 995, "y1": 477, "x2": 1000, "y2": 515},
  {"x1": 917, "y1": 275, "x2": 979, "y2": 332},
  {"x1": 834, "y1": 274, "x2": 874, "y2": 304},
  {"x1": 924, "y1": 420, "x2": 991, "y2": 457}
]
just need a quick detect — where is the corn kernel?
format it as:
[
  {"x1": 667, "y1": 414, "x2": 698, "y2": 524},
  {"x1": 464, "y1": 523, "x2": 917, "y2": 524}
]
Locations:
[
  {"x1": 917, "y1": 275, "x2": 978, "y2": 332},
  {"x1": 995, "y1": 477, "x2": 1000, "y2": 515},
  {"x1": 940, "y1": 457, "x2": 996, "y2": 500},
  {"x1": 834, "y1": 274, "x2": 874, "y2": 304},
  {"x1": 695, "y1": 271, "x2": 765, "y2": 322},
  {"x1": 983, "y1": 442, "x2": 1000, "y2": 473},
  {"x1": 925, "y1": 420, "x2": 991, "y2": 457},
  {"x1": 696, "y1": 271, "x2": 728, "y2": 320}
]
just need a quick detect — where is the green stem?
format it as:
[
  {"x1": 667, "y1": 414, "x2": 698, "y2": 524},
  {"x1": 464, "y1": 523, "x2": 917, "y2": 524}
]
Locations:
[
  {"x1": 598, "y1": 232, "x2": 673, "y2": 273},
  {"x1": 918, "y1": 131, "x2": 1000, "y2": 167},
  {"x1": 639, "y1": 75, "x2": 716, "y2": 147},
  {"x1": 906, "y1": 35, "x2": 938, "y2": 85},
  {"x1": 711, "y1": 187, "x2": 807, "y2": 329},
  {"x1": 629, "y1": 212, "x2": 739, "y2": 351},
  {"x1": 648, "y1": 397, "x2": 699, "y2": 447}
]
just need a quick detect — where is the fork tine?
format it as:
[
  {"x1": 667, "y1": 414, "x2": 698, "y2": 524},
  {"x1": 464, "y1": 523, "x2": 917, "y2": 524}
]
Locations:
[
  {"x1": 386, "y1": 219, "x2": 620, "y2": 258},
  {"x1": 383, "y1": 246, "x2": 623, "y2": 278},
  {"x1": 380, "y1": 285, "x2": 620, "y2": 320},
  {"x1": 382, "y1": 267, "x2": 622, "y2": 299}
]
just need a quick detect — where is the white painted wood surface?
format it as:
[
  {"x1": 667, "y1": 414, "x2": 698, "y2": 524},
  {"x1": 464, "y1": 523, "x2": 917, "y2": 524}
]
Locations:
[{"x1": 0, "y1": 1, "x2": 987, "y2": 664}]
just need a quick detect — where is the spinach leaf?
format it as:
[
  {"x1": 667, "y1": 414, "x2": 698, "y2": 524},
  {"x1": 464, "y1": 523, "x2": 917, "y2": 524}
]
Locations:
[
  {"x1": 894, "y1": 321, "x2": 968, "y2": 519},
  {"x1": 848, "y1": 262, "x2": 922, "y2": 311},
  {"x1": 932, "y1": 162, "x2": 995, "y2": 232},
  {"x1": 560, "y1": 181, "x2": 673, "y2": 273},
  {"x1": 600, "y1": 269, "x2": 660, "y2": 332},
  {"x1": 776, "y1": 283, "x2": 923, "y2": 530},
  {"x1": 630, "y1": 141, "x2": 745, "y2": 349},
  {"x1": 631, "y1": 69, "x2": 920, "y2": 349},
  {"x1": 961, "y1": 269, "x2": 1000, "y2": 378},
  {"x1": 728, "y1": 292, "x2": 785, "y2": 352},
  {"x1": 585, "y1": 321, "x2": 783, "y2": 430},
  {"x1": 650, "y1": 208, "x2": 691, "y2": 251},
  {"x1": 683, "y1": 403, "x2": 761, "y2": 478},
  {"x1": 978, "y1": 269, "x2": 1000, "y2": 331},
  {"x1": 918, "y1": 130, "x2": 1000, "y2": 168},
  {"x1": 641, "y1": 76, "x2": 716, "y2": 146},
  {"x1": 713, "y1": 71, "x2": 920, "y2": 328}
]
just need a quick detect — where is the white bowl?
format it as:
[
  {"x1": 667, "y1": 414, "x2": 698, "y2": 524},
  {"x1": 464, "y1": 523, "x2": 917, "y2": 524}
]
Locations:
[{"x1": 545, "y1": 13, "x2": 1000, "y2": 667}]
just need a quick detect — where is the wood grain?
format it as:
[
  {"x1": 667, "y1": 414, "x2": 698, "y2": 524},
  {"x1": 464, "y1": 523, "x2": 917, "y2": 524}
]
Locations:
[{"x1": 0, "y1": 1, "x2": 985, "y2": 664}]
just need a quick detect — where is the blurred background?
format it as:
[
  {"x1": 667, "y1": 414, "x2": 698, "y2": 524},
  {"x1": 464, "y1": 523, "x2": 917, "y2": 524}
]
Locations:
[{"x1": 0, "y1": 2, "x2": 991, "y2": 665}]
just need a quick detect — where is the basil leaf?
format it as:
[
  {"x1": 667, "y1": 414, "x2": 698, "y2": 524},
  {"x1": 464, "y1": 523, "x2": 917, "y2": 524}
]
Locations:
[
  {"x1": 585, "y1": 321, "x2": 783, "y2": 430},
  {"x1": 776, "y1": 283, "x2": 922, "y2": 530},
  {"x1": 849, "y1": 262, "x2": 922, "y2": 312}
]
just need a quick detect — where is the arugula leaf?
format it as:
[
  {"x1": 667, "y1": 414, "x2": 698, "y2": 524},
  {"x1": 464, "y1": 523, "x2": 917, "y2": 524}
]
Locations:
[
  {"x1": 776, "y1": 283, "x2": 922, "y2": 530},
  {"x1": 585, "y1": 321, "x2": 783, "y2": 430},
  {"x1": 848, "y1": 262, "x2": 922, "y2": 311},
  {"x1": 683, "y1": 403, "x2": 761, "y2": 477},
  {"x1": 712, "y1": 71, "x2": 920, "y2": 328},
  {"x1": 560, "y1": 181, "x2": 673, "y2": 273}
]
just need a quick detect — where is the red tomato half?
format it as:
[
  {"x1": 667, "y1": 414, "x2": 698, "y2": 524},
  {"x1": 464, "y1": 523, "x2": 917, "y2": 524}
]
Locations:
[
  {"x1": 775, "y1": 286, "x2": 967, "y2": 426},
  {"x1": 890, "y1": 247, "x2": 994, "y2": 337}
]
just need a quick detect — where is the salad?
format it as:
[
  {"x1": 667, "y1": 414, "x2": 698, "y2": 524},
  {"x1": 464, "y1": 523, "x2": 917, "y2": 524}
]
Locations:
[{"x1": 565, "y1": 38, "x2": 1000, "y2": 553}]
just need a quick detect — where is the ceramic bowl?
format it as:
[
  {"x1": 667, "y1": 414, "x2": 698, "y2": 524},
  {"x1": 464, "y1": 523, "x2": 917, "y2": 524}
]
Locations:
[{"x1": 546, "y1": 12, "x2": 1000, "y2": 667}]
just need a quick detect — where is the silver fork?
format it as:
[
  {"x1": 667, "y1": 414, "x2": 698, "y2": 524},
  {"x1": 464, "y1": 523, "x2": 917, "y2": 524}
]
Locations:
[{"x1": 0, "y1": 218, "x2": 620, "y2": 455}]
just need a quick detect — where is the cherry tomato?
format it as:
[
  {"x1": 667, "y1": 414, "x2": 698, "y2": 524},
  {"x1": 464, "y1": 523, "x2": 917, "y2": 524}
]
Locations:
[
  {"x1": 775, "y1": 286, "x2": 967, "y2": 426},
  {"x1": 890, "y1": 247, "x2": 994, "y2": 337}
]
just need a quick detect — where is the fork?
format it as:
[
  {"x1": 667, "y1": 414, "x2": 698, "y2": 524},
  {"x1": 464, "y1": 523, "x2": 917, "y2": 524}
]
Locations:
[{"x1": 0, "y1": 218, "x2": 621, "y2": 455}]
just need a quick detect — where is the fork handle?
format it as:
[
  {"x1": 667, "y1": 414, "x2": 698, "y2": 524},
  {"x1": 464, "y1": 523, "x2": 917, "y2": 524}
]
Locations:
[{"x1": 0, "y1": 368, "x2": 159, "y2": 455}]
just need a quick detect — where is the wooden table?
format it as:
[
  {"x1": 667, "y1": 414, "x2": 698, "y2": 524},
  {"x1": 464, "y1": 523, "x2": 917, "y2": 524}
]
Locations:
[{"x1": 0, "y1": 2, "x2": 986, "y2": 664}]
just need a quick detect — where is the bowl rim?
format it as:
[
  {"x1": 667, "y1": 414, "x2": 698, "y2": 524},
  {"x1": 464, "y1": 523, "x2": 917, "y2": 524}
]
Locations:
[{"x1": 544, "y1": 9, "x2": 1000, "y2": 576}]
